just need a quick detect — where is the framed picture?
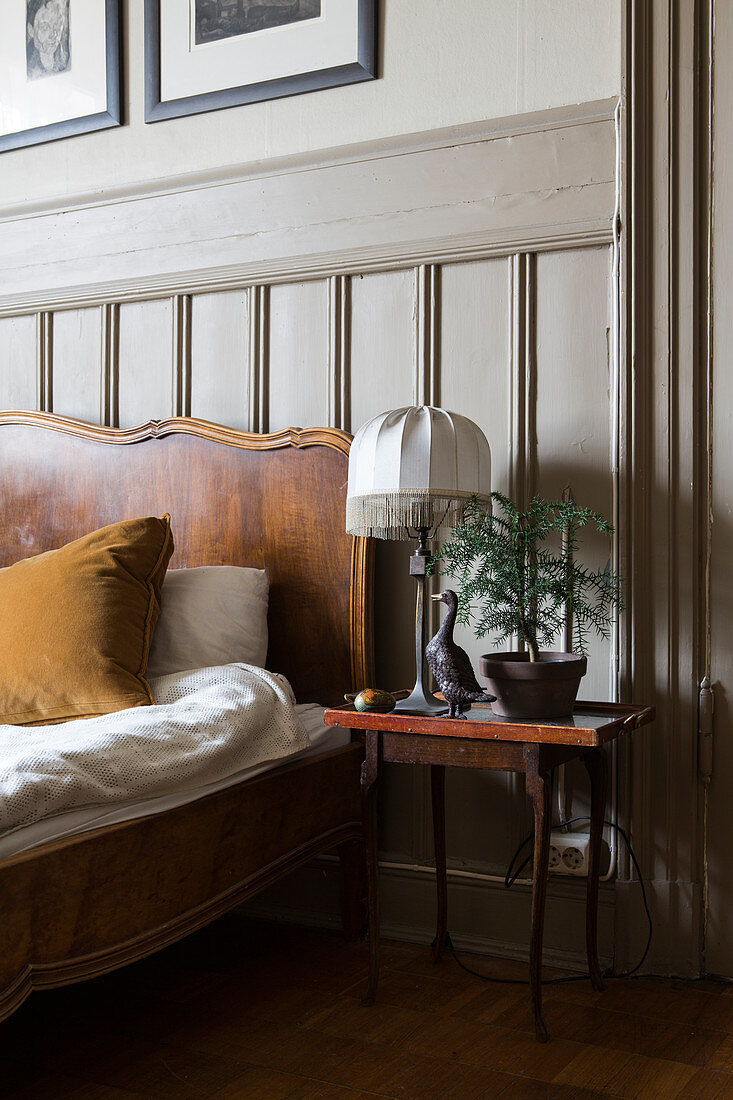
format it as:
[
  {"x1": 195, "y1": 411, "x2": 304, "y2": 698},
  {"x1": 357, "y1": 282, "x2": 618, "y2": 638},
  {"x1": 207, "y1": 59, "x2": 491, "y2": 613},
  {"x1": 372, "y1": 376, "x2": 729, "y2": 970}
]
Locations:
[
  {"x1": 145, "y1": 0, "x2": 377, "y2": 122},
  {"x1": 0, "y1": 0, "x2": 121, "y2": 154}
]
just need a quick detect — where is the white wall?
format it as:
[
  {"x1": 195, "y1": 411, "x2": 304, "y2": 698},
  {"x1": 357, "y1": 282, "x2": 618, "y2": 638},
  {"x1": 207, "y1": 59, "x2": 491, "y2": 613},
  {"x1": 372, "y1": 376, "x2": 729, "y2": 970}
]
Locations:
[{"x1": 0, "y1": 0, "x2": 621, "y2": 210}]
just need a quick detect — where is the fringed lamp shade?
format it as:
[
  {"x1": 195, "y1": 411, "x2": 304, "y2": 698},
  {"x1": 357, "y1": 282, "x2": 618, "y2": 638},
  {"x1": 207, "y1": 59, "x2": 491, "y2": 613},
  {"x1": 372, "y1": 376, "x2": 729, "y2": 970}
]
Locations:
[{"x1": 346, "y1": 406, "x2": 492, "y2": 539}]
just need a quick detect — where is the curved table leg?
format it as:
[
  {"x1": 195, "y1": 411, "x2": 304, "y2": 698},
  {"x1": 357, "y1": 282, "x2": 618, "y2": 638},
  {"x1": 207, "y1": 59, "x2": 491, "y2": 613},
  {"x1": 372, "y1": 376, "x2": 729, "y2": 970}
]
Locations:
[
  {"x1": 430, "y1": 764, "x2": 448, "y2": 962},
  {"x1": 583, "y1": 747, "x2": 608, "y2": 992},
  {"x1": 525, "y1": 746, "x2": 552, "y2": 1043},
  {"x1": 361, "y1": 731, "x2": 380, "y2": 1006}
]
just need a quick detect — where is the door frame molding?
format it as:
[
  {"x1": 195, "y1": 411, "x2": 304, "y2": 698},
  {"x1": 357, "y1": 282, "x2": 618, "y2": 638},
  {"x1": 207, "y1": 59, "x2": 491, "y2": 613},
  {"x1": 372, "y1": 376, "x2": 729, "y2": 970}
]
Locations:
[{"x1": 618, "y1": 0, "x2": 712, "y2": 976}]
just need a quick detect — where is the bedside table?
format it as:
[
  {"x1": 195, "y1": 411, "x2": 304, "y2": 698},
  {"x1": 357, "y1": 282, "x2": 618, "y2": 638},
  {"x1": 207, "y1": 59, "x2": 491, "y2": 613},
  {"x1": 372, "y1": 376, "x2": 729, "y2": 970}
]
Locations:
[{"x1": 323, "y1": 698, "x2": 654, "y2": 1042}]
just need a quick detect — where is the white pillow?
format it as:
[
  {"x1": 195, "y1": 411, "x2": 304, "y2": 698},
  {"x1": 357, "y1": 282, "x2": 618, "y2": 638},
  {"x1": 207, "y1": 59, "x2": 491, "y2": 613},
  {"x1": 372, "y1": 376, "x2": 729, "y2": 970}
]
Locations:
[{"x1": 147, "y1": 566, "x2": 269, "y2": 679}]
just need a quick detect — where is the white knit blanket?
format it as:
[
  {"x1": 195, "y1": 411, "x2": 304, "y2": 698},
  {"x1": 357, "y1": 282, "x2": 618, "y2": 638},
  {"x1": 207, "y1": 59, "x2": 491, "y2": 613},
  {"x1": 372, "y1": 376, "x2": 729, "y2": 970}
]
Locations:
[{"x1": 0, "y1": 663, "x2": 311, "y2": 841}]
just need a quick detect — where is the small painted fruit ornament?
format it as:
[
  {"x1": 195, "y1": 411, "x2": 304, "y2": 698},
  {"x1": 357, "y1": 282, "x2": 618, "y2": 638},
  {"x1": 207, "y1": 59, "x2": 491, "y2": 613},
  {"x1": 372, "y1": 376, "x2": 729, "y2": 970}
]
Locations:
[{"x1": 344, "y1": 688, "x2": 396, "y2": 713}]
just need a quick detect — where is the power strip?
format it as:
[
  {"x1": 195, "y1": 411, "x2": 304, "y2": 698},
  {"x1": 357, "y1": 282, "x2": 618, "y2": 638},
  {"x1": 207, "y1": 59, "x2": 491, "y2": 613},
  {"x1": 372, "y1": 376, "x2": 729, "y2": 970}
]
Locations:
[{"x1": 549, "y1": 830, "x2": 590, "y2": 876}]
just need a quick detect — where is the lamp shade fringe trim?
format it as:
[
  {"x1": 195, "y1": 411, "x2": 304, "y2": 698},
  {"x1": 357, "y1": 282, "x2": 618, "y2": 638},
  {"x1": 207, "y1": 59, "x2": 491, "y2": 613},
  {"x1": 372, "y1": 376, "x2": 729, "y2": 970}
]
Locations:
[{"x1": 346, "y1": 490, "x2": 490, "y2": 539}]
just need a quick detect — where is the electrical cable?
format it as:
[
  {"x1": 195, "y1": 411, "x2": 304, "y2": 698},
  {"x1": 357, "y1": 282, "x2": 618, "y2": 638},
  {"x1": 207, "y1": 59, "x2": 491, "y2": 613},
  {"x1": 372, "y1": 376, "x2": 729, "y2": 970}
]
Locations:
[
  {"x1": 503, "y1": 834, "x2": 533, "y2": 889},
  {"x1": 440, "y1": 814, "x2": 653, "y2": 986}
]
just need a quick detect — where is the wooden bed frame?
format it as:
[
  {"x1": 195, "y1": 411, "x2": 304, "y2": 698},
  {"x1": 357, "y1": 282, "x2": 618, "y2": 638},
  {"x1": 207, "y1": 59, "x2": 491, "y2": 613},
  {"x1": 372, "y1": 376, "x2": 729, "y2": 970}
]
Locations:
[{"x1": 0, "y1": 412, "x2": 374, "y2": 1024}]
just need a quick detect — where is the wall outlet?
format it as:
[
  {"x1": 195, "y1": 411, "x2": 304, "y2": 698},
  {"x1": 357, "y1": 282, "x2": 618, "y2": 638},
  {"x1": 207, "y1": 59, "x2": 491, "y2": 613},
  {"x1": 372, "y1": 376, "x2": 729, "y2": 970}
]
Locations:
[{"x1": 549, "y1": 830, "x2": 590, "y2": 876}]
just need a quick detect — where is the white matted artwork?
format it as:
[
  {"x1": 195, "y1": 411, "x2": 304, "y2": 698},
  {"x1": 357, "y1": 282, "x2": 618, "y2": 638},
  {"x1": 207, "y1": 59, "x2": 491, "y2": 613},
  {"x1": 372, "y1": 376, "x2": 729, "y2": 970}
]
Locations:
[
  {"x1": 0, "y1": 0, "x2": 121, "y2": 153},
  {"x1": 145, "y1": 0, "x2": 377, "y2": 122}
]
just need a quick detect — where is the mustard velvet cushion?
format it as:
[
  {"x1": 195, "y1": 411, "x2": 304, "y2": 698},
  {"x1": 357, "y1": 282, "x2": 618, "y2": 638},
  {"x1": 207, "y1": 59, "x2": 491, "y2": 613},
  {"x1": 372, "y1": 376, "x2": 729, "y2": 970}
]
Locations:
[{"x1": 0, "y1": 516, "x2": 174, "y2": 726}]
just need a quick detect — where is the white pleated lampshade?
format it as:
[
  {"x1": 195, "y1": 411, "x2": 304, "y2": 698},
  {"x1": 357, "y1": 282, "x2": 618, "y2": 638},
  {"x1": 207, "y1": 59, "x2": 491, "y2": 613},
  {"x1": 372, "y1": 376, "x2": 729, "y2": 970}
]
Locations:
[{"x1": 346, "y1": 406, "x2": 491, "y2": 539}]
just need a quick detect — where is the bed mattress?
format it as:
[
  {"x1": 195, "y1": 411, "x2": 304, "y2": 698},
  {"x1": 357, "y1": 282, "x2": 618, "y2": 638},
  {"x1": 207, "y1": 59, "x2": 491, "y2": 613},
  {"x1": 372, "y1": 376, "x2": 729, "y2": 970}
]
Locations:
[{"x1": 0, "y1": 699, "x2": 349, "y2": 863}]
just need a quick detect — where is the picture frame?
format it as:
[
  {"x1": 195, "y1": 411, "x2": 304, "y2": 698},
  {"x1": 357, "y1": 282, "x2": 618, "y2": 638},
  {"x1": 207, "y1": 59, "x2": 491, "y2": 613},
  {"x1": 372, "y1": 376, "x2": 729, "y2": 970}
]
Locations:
[
  {"x1": 145, "y1": 0, "x2": 377, "y2": 123},
  {"x1": 0, "y1": 0, "x2": 122, "y2": 154}
]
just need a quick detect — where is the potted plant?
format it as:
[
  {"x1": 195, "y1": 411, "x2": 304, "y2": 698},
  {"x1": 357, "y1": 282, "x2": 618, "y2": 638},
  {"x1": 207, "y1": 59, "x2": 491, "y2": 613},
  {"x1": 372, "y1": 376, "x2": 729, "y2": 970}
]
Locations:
[{"x1": 432, "y1": 492, "x2": 623, "y2": 718}]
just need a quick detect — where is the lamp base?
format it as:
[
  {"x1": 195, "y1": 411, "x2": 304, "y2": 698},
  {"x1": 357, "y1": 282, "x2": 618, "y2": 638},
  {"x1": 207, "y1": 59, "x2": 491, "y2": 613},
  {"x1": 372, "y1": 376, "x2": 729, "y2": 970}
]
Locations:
[{"x1": 393, "y1": 685, "x2": 448, "y2": 717}]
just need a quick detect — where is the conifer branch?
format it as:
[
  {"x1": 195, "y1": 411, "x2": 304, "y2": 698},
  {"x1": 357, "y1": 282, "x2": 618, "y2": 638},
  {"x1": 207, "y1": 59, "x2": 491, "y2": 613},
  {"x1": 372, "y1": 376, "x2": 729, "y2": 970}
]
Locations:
[{"x1": 430, "y1": 492, "x2": 623, "y2": 661}]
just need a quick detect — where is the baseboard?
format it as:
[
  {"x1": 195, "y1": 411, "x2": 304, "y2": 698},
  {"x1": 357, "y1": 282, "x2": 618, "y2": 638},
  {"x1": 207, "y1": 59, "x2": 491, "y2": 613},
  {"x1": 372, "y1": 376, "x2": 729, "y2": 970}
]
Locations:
[
  {"x1": 241, "y1": 856, "x2": 615, "y2": 972},
  {"x1": 614, "y1": 877, "x2": 703, "y2": 978}
]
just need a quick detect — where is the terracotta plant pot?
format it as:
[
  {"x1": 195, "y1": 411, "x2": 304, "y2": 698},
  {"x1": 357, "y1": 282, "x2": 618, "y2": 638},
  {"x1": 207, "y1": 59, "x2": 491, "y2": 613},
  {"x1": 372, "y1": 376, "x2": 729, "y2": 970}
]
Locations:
[{"x1": 479, "y1": 651, "x2": 587, "y2": 719}]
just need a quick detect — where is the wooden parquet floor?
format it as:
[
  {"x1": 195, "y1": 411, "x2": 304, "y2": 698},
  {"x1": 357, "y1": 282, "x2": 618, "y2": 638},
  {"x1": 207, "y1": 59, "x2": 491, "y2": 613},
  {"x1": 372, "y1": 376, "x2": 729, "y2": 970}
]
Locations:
[{"x1": 3, "y1": 915, "x2": 733, "y2": 1099}]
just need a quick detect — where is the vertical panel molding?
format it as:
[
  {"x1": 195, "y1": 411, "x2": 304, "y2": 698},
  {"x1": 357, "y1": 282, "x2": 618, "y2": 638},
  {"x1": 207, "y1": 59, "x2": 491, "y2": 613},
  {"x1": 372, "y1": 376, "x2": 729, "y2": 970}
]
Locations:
[
  {"x1": 696, "y1": 1, "x2": 714, "y2": 703},
  {"x1": 101, "y1": 303, "x2": 120, "y2": 427},
  {"x1": 415, "y1": 265, "x2": 440, "y2": 406},
  {"x1": 414, "y1": 262, "x2": 441, "y2": 847},
  {"x1": 328, "y1": 274, "x2": 351, "y2": 431},
  {"x1": 172, "y1": 295, "x2": 192, "y2": 418},
  {"x1": 248, "y1": 285, "x2": 269, "y2": 433},
  {"x1": 36, "y1": 311, "x2": 53, "y2": 413},
  {"x1": 508, "y1": 253, "x2": 537, "y2": 507}
]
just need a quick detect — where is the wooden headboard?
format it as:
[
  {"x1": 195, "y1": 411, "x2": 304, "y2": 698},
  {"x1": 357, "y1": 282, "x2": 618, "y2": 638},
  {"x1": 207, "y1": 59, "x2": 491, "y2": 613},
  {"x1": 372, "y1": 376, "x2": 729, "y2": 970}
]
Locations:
[{"x1": 0, "y1": 413, "x2": 374, "y2": 706}]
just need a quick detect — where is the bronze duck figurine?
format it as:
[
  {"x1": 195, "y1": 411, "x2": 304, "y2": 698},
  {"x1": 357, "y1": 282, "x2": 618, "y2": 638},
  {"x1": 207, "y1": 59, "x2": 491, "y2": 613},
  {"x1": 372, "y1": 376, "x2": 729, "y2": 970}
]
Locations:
[{"x1": 426, "y1": 590, "x2": 495, "y2": 719}]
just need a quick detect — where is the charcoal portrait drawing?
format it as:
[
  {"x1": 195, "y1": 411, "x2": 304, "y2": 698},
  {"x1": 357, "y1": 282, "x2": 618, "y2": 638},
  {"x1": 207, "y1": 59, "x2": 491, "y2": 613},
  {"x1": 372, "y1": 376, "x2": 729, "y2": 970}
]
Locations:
[
  {"x1": 194, "y1": 0, "x2": 322, "y2": 46},
  {"x1": 26, "y1": 0, "x2": 70, "y2": 79}
]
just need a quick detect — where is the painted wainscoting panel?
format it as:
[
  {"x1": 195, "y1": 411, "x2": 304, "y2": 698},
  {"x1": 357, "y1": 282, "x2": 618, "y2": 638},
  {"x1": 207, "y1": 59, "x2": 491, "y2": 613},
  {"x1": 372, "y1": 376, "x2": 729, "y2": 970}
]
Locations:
[
  {"x1": 437, "y1": 254, "x2": 512, "y2": 678},
  {"x1": 439, "y1": 258, "x2": 511, "y2": 489},
  {"x1": 348, "y1": 267, "x2": 428, "y2": 862},
  {"x1": 0, "y1": 101, "x2": 620, "y2": 968},
  {"x1": 0, "y1": 315, "x2": 37, "y2": 411},
  {"x1": 535, "y1": 247, "x2": 614, "y2": 702},
  {"x1": 437, "y1": 256, "x2": 531, "y2": 874},
  {"x1": 52, "y1": 308, "x2": 104, "y2": 424},
  {"x1": 189, "y1": 290, "x2": 249, "y2": 428},
  {"x1": 350, "y1": 271, "x2": 418, "y2": 425},
  {"x1": 117, "y1": 300, "x2": 175, "y2": 428},
  {"x1": 349, "y1": 267, "x2": 423, "y2": 859},
  {"x1": 269, "y1": 281, "x2": 330, "y2": 433}
]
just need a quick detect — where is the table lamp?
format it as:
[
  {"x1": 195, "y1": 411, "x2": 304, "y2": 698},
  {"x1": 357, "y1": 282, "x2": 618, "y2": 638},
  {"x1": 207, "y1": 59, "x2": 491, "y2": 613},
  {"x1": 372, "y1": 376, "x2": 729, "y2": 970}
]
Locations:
[{"x1": 346, "y1": 406, "x2": 491, "y2": 715}]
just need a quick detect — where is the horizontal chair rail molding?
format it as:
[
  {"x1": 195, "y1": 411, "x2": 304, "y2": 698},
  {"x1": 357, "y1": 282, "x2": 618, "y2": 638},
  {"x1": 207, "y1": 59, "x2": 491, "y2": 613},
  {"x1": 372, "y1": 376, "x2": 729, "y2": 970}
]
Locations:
[
  {"x1": 0, "y1": 226, "x2": 614, "y2": 319},
  {"x1": 0, "y1": 102, "x2": 617, "y2": 314}
]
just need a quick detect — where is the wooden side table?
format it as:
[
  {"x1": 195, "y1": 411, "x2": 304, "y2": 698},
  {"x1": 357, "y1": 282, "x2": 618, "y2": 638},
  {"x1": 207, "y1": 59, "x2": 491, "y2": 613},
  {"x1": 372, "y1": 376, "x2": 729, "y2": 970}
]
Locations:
[{"x1": 324, "y1": 699, "x2": 654, "y2": 1042}]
